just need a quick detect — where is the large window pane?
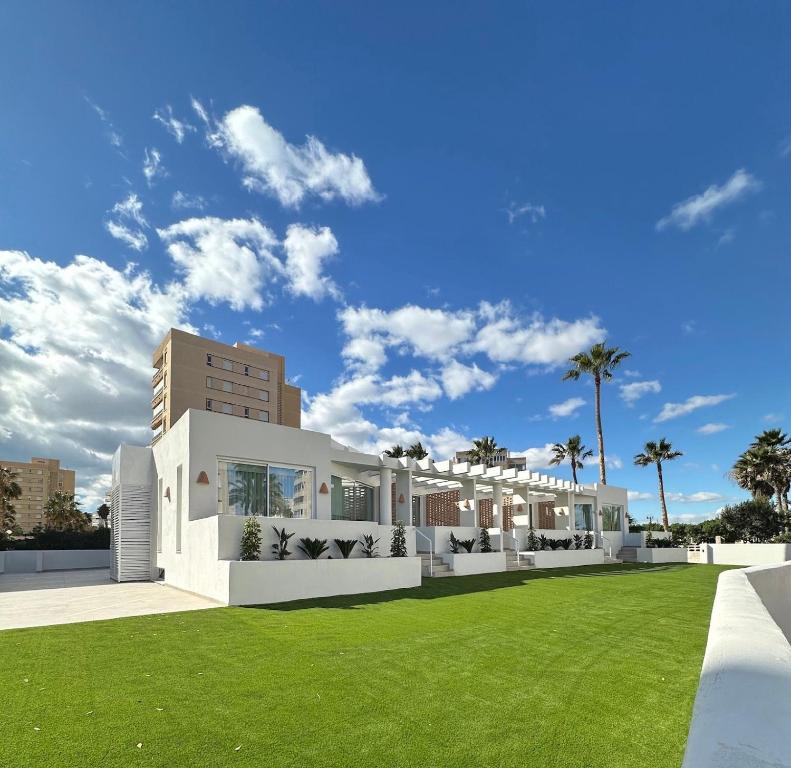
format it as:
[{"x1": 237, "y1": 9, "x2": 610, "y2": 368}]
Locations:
[
  {"x1": 331, "y1": 476, "x2": 375, "y2": 521},
  {"x1": 220, "y1": 461, "x2": 268, "y2": 516},
  {"x1": 269, "y1": 465, "x2": 312, "y2": 518},
  {"x1": 602, "y1": 504, "x2": 622, "y2": 531},
  {"x1": 574, "y1": 503, "x2": 594, "y2": 530}
]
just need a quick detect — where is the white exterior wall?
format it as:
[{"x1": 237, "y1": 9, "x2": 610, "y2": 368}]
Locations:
[
  {"x1": 440, "y1": 552, "x2": 507, "y2": 574},
  {"x1": 703, "y1": 543, "x2": 791, "y2": 565},
  {"x1": 634, "y1": 547, "x2": 689, "y2": 563},
  {"x1": 416, "y1": 526, "x2": 481, "y2": 554},
  {"x1": 0, "y1": 550, "x2": 108, "y2": 573},
  {"x1": 531, "y1": 550, "x2": 605, "y2": 568}
]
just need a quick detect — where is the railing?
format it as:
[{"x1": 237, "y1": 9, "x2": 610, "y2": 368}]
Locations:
[
  {"x1": 509, "y1": 530, "x2": 520, "y2": 567},
  {"x1": 601, "y1": 535, "x2": 612, "y2": 558},
  {"x1": 415, "y1": 529, "x2": 433, "y2": 577},
  {"x1": 152, "y1": 367, "x2": 164, "y2": 387}
]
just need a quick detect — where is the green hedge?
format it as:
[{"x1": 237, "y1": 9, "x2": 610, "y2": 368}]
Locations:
[{"x1": 1, "y1": 527, "x2": 110, "y2": 551}]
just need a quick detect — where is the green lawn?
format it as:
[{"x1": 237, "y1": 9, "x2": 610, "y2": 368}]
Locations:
[{"x1": 0, "y1": 563, "x2": 727, "y2": 768}]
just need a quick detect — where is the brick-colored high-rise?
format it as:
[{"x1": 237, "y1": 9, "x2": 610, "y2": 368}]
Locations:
[
  {"x1": 151, "y1": 329, "x2": 301, "y2": 443},
  {"x1": 1, "y1": 457, "x2": 75, "y2": 532}
]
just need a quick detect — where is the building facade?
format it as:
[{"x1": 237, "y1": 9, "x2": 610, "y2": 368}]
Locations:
[
  {"x1": 1, "y1": 457, "x2": 75, "y2": 532},
  {"x1": 151, "y1": 328, "x2": 301, "y2": 444},
  {"x1": 455, "y1": 447, "x2": 527, "y2": 472}
]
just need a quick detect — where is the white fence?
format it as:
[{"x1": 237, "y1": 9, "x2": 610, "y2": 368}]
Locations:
[{"x1": 0, "y1": 549, "x2": 110, "y2": 574}]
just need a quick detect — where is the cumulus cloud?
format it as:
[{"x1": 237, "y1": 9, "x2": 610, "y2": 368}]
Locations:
[
  {"x1": 208, "y1": 104, "x2": 380, "y2": 208},
  {"x1": 656, "y1": 169, "x2": 760, "y2": 231},
  {"x1": 620, "y1": 379, "x2": 661, "y2": 405},
  {"x1": 666, "y1": 491, "x2": 725, "y2": 503},
  {"x1": 143, "y1": 147, "x2": 167, "y2": 186},
  {"x1": 440, "y1": 360, "x2": 497, "y2": 400},
  {"x1": 153, "y1": 104, "x2": 195, "y2": 143},
  {"x1": 697, "y1": 422, "x2": 730, "y2": 435},
  {"x1": 628, "y1": 491, "x2": 653, "y2": 501},
  {"x1": 548, "y1": 397, "x2": 586, "y2": 418},
  {"x1": 506, "y1": 202, "x2": 546, "y2": 224},
  {"x1": 655, "y1": 393, "x2": 735, "y2": 423},
  {"x1": 0, "y1": 250, "x2": 190, "y2": 509},
  {"x1": 282, "y1": 224, "x2": 340, "y2": 300},
  {"x1": 171, "y1": 191, "x2": 207, "y2": 211},
  {"x1": 105, "y1": 193, "x2": 149, "y2": 251}
]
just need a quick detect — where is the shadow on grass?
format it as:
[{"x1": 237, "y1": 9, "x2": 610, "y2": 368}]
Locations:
[{"x1": 239, "y1": 562, "x2": 701, "y2": 612}]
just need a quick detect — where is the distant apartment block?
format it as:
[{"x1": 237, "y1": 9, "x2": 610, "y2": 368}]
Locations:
[
  {"x1": 151, "y1": 328, "x2": 301, "y2": 443},
  {"x1": 455, "y1": 447, "x2": 527, "y2": 472},
  {"x1": 1, "y1": 457, "x2": 75, "y2": 532}
]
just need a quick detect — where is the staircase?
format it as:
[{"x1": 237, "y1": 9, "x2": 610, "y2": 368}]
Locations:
[
  {"x1": 505, "y1": 552, "x2": 534, "y2": 571},
  {"x1": 617, "y1": 547, "x2": 637, "y2": 563},
  {"x1": 419, "y1": 553, "x2": 454, "y2": 577}
]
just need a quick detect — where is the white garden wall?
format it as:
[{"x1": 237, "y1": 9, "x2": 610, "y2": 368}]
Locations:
[
  {"x1": 0, "y1": 549, "x2": 110, "y2": 574},
  {"x1": 416, "y1": 526, "x2": 481, "y2": 554},
  {"x1": 227, "y1": 556, "x2": 422, "y2": 605},
  {"x1": 682, "y1": 563, "x2": 791, "y2": 768},
  {"x1": 634, "y1": 547, "x2": 689, "y2": 563},
  {"x1": 703, "y1": 543, "x2": 791, "y2": 565},
  {"x1": 530, "y1": 550, "x2": 604, "y2": 568},
  {"x1": 440, "y1": 552, "x2": 506, "y2": 575}
]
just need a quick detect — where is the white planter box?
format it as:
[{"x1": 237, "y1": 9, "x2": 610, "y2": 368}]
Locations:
[
  {"x1": 635, "y1": 547, "x2": 689, "y2": 563},
  {"x1": 527, "y1": 549, "x2": 605, "y2": 569},
  {"x1": 440, "y1": 552, "x2": 507, "y2": 575},
  {"x1": 227, "y1": 556, "x2": 422, "y2": 606},
  {"x1": 703, "y1": 543, "x2": 791, "y2": 566},
  {"x1": 0, "y1": 549, "x2": 110, "y2": 574}
]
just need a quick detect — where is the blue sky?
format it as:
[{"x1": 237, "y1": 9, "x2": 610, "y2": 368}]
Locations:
[{"x1": 0, "y1": 1, "x2": 789, "y2": 520}]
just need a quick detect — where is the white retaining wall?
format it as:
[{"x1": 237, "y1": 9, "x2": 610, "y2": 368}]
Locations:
[
  {"x1": 416, "y1": 526, "x2": 481, "y2": 554},
  {"x1": 0, "y1": 549, "x2": 110, "y2": 574},
  {"x1": 702, "y1": 543, "x2": 791, "y2": 566},
  {"x1": 440, "y1": 552, "x2": 507, "y2": 575},
  {"x1": 634, "y1": 547, "x2": 689, "y2": 563},
  {"x1": 682, "y1": 563, "x2": 791, "y2": 768},
  {"x1": 530, "y1": 550, "x2": 605, "y2": 568},
  {"x1": 227, "y1": 557, "x2": 422, "y2": 605}
]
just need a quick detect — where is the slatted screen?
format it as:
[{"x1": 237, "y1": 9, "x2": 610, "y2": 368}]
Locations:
[{"x1": 110, "y1": 483, "x2": 152, "y2": 582}]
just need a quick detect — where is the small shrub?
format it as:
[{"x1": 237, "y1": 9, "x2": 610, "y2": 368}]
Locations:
[
  {"x1": 359, "y1": 533, "x2": 379, "y2": 558},
  {"x1": 298, "y1": 537, "x2": 329, "y2": 559},
  {"x1": 525, "y1": 528, "x2": 540, "y2": 551},
  {"x1": 548, "y1": 538, "x2": 563, "y2": 550},
  {"x1": 479, "y1": 527, "x2": 493, "y2": 553},
  {"x1": 771, "y1": 531, "x2": 791, "y2": 543},
  {"x1": 271, "y1": 526, "x2": 295, "y2": 560},
  {"x1": 458, "y1": 537, "x2": 476, "y2": 553},
  {"x1": 240, "y1": 517, "x2": 262, "y2": 561},
  {"x1": 572, "y1": 534, "x2": 583, "y2": 550},
  {"x1": 559, "y1": 538, "x2": 573, "y2": 550},
  {"x1": 334, "y1": 538, "x2": 358, "y2": 559},
  {"x1": 390, "y1": 520, "x2": 408, "y2": 557},
  {"x1": 538, "y1": 534, "x2": 549, "y2": 551},
  {"x1": 449, "y1": 531, "x2": 460, "y2": 554},
  {"x1": 583, "y1": 532, "x2": 593, "y2": 549},
  {"x1": 647, "y1": 537, "x2": 675, "y2": 548}
]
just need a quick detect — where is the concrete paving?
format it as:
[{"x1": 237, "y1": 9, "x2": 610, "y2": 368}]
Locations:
[{"x1": 0, "y1": 569, "x2": 221, "y2": 631}]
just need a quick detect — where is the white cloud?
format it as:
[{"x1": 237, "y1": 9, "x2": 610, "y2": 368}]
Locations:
[
  {"x1": 506, "y1": 202, "x2": 546, "y2": 224},
  {"x1": 628, "y1": 491, "x2": 653, "y2": 501},
  {"x1": 210, "y1": 104, "x2": 380, "y2": 208},
  {"x1": 656, "y1": 169, "x2": 760, "y2": 231},
  {"x1": 0, "y1": 249, "x2": 190, "y2": 510},
  {"x1": 697, "y1": 422, "x2": 730, "y2": 435},
  {"x1": 85, "y1": 97, "x2": 123, "y2": 149},
  {"x1": 548, "y1": 397, "x2": 586, "y2": 418},
  {"x1": 764, "y1": 412, "x2": 785, "y2": 423},
  {"x1": 105, "y1": 193, "x2": 148, "y2": 251},
  {"x1": 620, "y1": 379, "x2": 661, "y2": 405},
  {"x1": 171, "y1": 191, "x2": 207, "y2": 211},
  {"x1": 153, "y1": 105, "x2": 195, "y2": 143},
  {"x1": 282, "y1": 224, "x2": 340, "y2": 301},
  {"x1": 143, "y1": 147, "x2": 167, "y2": 186},
  {"x1": 157, "y1": 216, "x2": 282, "y2": 312},
  {"x1": 654, "y1": 393, "x2": 735, "y2": 423},
  {"x1": 667, "y1": 491, "x2": 725, "y2": 503},
  {"x1": 515, "y1": 444, "x2": 556, "y2": 471},
  {"x1": 440, "y1": 360, "x2": 497, "y2": 400}
]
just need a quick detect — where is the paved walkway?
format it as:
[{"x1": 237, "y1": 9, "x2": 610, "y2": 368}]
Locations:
[{"x1": 0, "y1": 569, "x2": 221, "y2": 631}]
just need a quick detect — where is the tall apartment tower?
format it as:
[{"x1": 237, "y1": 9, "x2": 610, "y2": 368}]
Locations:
[
  {"x1": 0, "y1": 457, "x2": 76, "y2": 532},
  {"x1": 151, "y1": 329, "x2": 301, "y2": 443}
]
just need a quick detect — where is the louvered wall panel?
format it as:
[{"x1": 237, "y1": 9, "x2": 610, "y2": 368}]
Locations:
[{"x1": 110, "y1": 483, "x2": 152, "y2": 582}]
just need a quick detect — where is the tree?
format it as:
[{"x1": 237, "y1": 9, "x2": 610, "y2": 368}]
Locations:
[
  {"x1": 44, "y1": 491, "x2": 87, "y2": 532},
  {"x1": 240, "y1": 517, "x2": 262, "y2": 560},
  {"x1": 467, "y1": 436, "x2": 499, "y2": 467},
  {"x1": 384, "y1": 445, "x2": 405, "y2": 458},
  {"x1": 634, "y1": 439, "x2": 683, "y2": 532},
  {"x1": 95, "y1": 503, "x2": 110, "y2": 528},
  {"x1": 405, "y1": 442, "x2": 429, "y2": 460},
  {"x1": 729, "y1": 429, "x2": 791, "y2": 513},
  {"x1": 549, "y1": 435, "x2": 593, "y2": 484},
  {"x1": 562, "y1": 342, "x2": 630, "y2": 484},
  {"x1": 719, "y1": 499, "x2": 782, "y2": 543},
  {"x1": 390, "y1": 520, "x2": 407, "y2": 557},
  {"x1": 0, "y1": 466, "x2": 22, "y2": 531}
]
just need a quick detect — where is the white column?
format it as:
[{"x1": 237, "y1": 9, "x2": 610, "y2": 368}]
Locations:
[
  {"x1": 379, "y1": 467, "x2": 392, "y2": 525},
  {"x1": 394, "y1": 470, "x2": 412, "y2": 525},
  {"x1": 459, "y1": 478, "x2": 476, "y2": 527},
  {"x1": 567, "y1": 490, "x2": 575, "y2": 534},
  {"x1": 526, "y1": 488, "x2": 532, "y2": 528},
  {"x1": 492, "y1": 482, "x2": 503, "y2": 551}
]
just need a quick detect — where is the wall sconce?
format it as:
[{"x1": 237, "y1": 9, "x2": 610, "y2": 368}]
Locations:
[
  {"x1": 164, "y1": 487, "x2": 171, "y2": 501},
  {"x1": 517, "y1": 504, "x2": 523, "y2": 512},
  {"x1": 398, "y1": 493, "x2": 405, "y2": 503},
  {"x1": 319, "y1": 482, "x2": 329, "y2": 494},
  {"x1": 463, "y1": 499, "x2": 471, "y2": 510},
  {"x1": 196, "y1": 471, "x2": 209, "y2": 485}
]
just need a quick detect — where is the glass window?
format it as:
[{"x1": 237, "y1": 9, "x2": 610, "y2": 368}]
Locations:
[
  {"x1": 223, "y1": 359, "x2": 233, "y2": 371},
  {"x1": 574, "y1": 503, "x2": 594, "y2": 531},
  {"x1": 259, "y1": 410, "x2": 269, "y2": 422},
  {"x1": 222, "y1": 380, "x2": 232, "y2": 393},
  {"x1": 259, "y1": 390, "x2": 269, "y2": 401},
  {"x1": 206, "y1": 399, "x2": 213, "y2": 410},
  {"x1": 270, "y1": 465, "x2": 313, "y2": 518},
  {"x1": 244, "y1": 365, "x2": 250, "y2": 376},
  {"x1": 331, "y1": 475, "x2": 375, "y2": 521},
  {"x1": 602, "y1": 504, "x2": 622, "y2": 531},
  {"x1": 218, "y1": 461, "x2": 313, "y2": 518},
  {"x1": 222, "y1": 403, "x2": 232, "y2": 414}
]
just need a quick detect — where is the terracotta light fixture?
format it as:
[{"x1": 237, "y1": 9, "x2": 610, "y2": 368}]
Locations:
[
  {"x1": 517, "y1": 504, "x2": 524, "y2": 512},
  {"x1": 463, "y1": 499, "x2": 471, "y2": 510},
  {"x1": 319, "y1": 482, "x2": 329, "y2": 494},
  {"x1": 398, "y1": 493, "x2": 405, "y2": 503},
  {"x1": 196, "y1": 471, "x2": 209, "y2": 485},
  {"x1": 164, "y1": 487, "x2": 171, "y2": 501}
]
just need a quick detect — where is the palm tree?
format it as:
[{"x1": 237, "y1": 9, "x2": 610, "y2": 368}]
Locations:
[
  {"x1": 0, "y1": 466, "x2": 22, "y2": 530},
  {"x1": 96, "y1": 503, "x2": 110, "y2": 528},
  {"x1": 729, "y1": 429, "x2": 791, "y2": 513},
  {"x1": 467, "y1": 436, "x2": 499, "y2": 467},
  {"x1": 44, "y1": 491, "x2": 86, "y2": 531},
  {"x1": 384, "y1": 445, "x2": 405, "y2": 458},
  {"x1": 549, "y1": 435, "x2": 593, "y2": 484},
  {"x1": 634, "y1": 439, "x2": 683, "y2": 532},
  {"x1": 562, "y1": 342, "x2": 630, "y2": 485},
  {"x1": 405, "y1": 442, "x2": 429, "y2": 460}
]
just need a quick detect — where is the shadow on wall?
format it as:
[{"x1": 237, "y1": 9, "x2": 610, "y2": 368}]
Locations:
[{"x1": 240, "y1": 562, "x2": 698, "y2": 612}]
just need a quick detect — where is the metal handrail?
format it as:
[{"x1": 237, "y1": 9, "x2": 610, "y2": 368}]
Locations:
[
  {"x1": 415, "y1": 529, "x2": 433, "y2": 577},
  {"x1": 601, "y1": 534, "x2": 612, "y2": 558},
  {"x1": 509, "y1": 530, "x2": 520, "y2": 567}
]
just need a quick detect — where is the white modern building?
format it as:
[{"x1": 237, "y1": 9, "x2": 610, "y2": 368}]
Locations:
[{"x1": 111, "y1": 410, "x2": 630, "y2": 604}]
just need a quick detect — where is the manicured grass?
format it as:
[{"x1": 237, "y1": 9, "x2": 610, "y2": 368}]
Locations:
[{"x1": 0, "y1": 563, "x2": 728, "y2": 768}]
